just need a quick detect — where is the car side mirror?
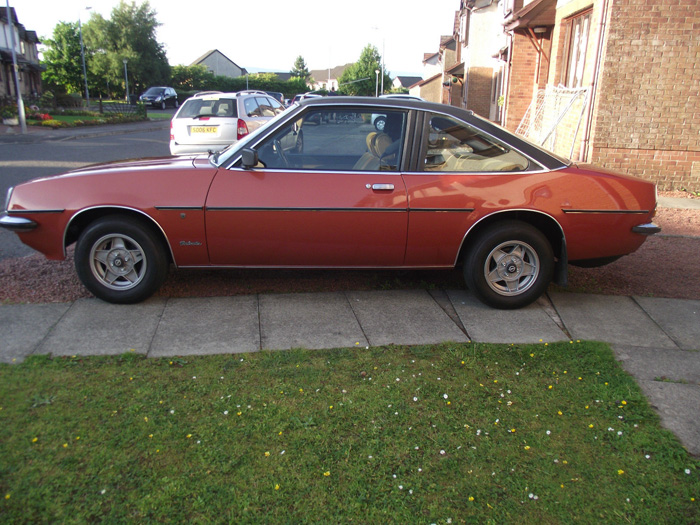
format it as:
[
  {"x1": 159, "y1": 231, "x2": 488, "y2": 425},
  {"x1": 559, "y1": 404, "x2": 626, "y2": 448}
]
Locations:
[{"x1": 241, "y1": 148, "x2": 258, "y2": 169}]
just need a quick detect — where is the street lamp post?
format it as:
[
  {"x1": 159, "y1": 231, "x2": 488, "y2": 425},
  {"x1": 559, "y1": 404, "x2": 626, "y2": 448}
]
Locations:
[
  {"x1": 123, "y1": 59, "x2": 129, "y2": 103},
  {"x1": 78, "y1": 7, "x2": 92, "y2": 108},
  {"x1": 5, "y1": 0, "x2": 26, "y2": 134},
  {"x1": 375, "y1": 69, "x2": 379, "y2": 97},
  {"x1": 372, "y1": 26, "x2": 385, "y2": 95}
]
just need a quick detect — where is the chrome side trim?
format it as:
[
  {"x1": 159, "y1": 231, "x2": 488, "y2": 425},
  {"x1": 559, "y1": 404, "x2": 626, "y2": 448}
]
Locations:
[
  {"x1": 63, "y1": 206, "x2": 177, "y2": 264},
  {"x1": 410, "y1": 208, "x2": 475, "y2": 213},
  {"x1": 154, "y1": 206, "x2": 204, "y2": 211},
  {"x1": 0, "y1": 214, "x2": 38, "y2": 232},
  {"x1": 563, "y1": 209, "x2": 649, "y2": 214},
  {"x1": 206, "y1": 207, "x2": 406, "y2": 213},
  {"x1": 7, "y1": 209, "x2": 65, "y2": 214}
]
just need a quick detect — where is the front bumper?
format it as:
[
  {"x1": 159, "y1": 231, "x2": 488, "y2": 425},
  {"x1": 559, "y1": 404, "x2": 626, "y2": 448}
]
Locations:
[
  {"x1": 632, "y1": 222, "x2": 661, "y2": 235},
  {"x1": 0, "y1": 213, "x2": 37, "y2": 232}
]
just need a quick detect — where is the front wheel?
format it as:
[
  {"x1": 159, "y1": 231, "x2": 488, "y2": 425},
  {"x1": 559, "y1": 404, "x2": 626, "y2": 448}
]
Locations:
[
  {"x1": 463, "y1": 221, "x2": 553, "y2": 309},
  {"x1": 75, "y1": 216, "x2": 169, "y2": 304}
]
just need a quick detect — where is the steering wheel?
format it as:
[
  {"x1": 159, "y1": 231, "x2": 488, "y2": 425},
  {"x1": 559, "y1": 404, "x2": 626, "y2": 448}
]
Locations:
[{"x1": 273, "y1": 139, "x2": 289, "y2": 168}]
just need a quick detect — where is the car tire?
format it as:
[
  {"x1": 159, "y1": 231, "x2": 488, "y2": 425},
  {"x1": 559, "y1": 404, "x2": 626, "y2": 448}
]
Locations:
[
  {"x1": 160, "y1": 101, "x2": 166, "y2": 110},
  {"x1": 75, "y1": 216, "x2": 169, "y2": 304},
  {"x1": 374, "y1": 116, "x2": 387, "y2": 131},
  {"x1": 463, "y1": 221, "x2": 553, "y2": 309}
]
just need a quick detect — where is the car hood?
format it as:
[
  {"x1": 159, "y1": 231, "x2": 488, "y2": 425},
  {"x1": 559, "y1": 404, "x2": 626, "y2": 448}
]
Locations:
[{"x1": 43, "y1": 155, "x2": 208, "y2": 179}]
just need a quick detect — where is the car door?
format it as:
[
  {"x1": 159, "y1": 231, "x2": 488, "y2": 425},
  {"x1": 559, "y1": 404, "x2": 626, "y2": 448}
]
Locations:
[
  {"x1": 403, "y1": 112, "x2": 538, "y2": 267},
  {"x1": 205, "y1": 106, "x2": 411, "y2": 267}
]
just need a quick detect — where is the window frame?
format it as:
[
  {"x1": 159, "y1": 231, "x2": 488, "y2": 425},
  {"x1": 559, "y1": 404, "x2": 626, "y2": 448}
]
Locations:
[
  {"x1": 248, "y1": 106, "x2": 414, "y2": 173},
  {"x1": 560, "y1": 9, "x2": 592, "y2": 88},
  {"x1": 416, "y1": 112, "x2": 534, "y2": 173}
]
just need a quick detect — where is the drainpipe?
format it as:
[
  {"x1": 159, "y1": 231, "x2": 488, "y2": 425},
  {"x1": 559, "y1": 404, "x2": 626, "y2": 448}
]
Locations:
[
  {"x1": 579, "y1": 0, "x2": 610, "y2": 162},
  {"x1": 502, "y1": 30, "x2": 514, "y2": 129}
]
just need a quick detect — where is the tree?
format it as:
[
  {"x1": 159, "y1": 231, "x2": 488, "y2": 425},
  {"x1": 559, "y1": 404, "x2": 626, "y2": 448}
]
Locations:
[
  {"x1": 338, "y1": 45, "x2": 391, "y2": 96},
  {"x1": 41, "y1": 22, "x2": 87, "y2": 94},
  {"x1": 83, "y1": 1, "x2": 170, "y2": 98},
  {"x1": 290, "y1": 56, "x2": 311, "y2": 83},
  {"x1": 171, "y1": 65, "x2": 216, "y2": 91}
]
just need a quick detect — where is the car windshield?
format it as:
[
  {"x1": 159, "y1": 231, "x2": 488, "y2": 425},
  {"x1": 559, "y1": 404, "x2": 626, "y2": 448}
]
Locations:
[
  {"x1": 144, "y1": 87, "x2": 164, "y2": 95},
  {"x1": 211, "y1": 104, "x2": 298, "y2": 167}
]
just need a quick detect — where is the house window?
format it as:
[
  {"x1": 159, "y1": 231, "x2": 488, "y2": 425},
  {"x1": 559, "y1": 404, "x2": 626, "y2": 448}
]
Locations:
[{"x1": 561, "y1": 10, "x2": 592, "y2": 88}]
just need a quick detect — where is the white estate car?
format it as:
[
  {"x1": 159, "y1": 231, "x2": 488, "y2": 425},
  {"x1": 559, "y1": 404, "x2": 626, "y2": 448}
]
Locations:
[{"x1": 169, "y1": 91, "x2": 285, "y2": 155}]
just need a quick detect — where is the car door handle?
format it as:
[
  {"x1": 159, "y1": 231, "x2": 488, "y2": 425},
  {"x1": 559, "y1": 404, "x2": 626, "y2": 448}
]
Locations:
[{"x1": 367, "y1": 183, "x2": 394, "y2": 191}]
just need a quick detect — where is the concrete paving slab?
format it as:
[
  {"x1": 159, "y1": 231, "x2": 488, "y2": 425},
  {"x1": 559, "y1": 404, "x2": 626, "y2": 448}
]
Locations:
[
  {"x1": 259, "y1": 292, "x2": 367, "y2": 350},
  {"x1": 448, "y1": 290, "x2": 568, "y2": 343},
  {"x1": 38, "y1": 298, "x2": 166, "y2": 356},
  {"x1": 637, "y1": 380, "x2": 700, "y2": 456},
  {"x1": 549, "y1": 293, "x2": 677, "y2": 348},
  {"x1": 613, "y1": 344, "x2": 700, "y2": 384},
  {"x1": 634, "y1": 297, "x2": 700, "y2": 351},
  {"x1": 346, "y1": 289, "x2": 468, "y2": 346},
  {"x1": 0, "y1": 303, "x2": 71, "y2": 363},
  {"x1": 149, "y1": 296, "x2": 260, "y2": 357}
]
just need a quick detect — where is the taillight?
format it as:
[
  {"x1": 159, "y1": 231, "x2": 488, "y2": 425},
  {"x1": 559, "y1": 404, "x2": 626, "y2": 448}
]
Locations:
[
  {"x1": 169, "y1": 121, "x2": 173, "y2": 141},
  {"x1": 237, "y1": 119, "x2": 249, "y2": 140}
]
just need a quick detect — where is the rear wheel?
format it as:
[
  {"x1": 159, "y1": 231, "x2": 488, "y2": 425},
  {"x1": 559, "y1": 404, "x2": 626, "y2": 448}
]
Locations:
[
  {"x1": 75, "y1": 216, "x2": 169, "y2": 304},
  {"x1": 464, "y1": 221, "x2": 553, "y2": 309}
]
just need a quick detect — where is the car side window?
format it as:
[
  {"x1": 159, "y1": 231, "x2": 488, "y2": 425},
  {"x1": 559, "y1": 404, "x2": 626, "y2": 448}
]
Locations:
[
  {"x1": 422, "y1": 114, "x2": 530, "y2": 172},
  {"x1": 267, "y1": 97, "x2": 284, "y2": 115},
  {"x1": 252, "y1": 108, "x2": 407, "y2": 172},
  {"x1": 256, "y1": 97, "x2": 277, "y2": 117},
  {"x1": 244, "y1": 97, "x2": 262, "y2": 117}
]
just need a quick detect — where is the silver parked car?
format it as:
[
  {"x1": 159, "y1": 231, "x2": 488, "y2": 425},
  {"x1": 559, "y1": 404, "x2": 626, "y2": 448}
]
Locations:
[{"x1": 169, "y1": 91, "x2": 285, "y2": 155}]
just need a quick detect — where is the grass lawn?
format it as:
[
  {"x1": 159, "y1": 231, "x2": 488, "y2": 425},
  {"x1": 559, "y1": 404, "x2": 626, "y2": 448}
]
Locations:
[{"x1": 1, "y1": 341, "x2": 697, "y2": 523}]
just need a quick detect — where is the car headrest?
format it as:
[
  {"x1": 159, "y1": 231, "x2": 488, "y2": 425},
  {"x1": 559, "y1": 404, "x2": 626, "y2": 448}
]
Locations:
[{"x1": 372, "y1": 133, "x2": 393, "y2": 157}]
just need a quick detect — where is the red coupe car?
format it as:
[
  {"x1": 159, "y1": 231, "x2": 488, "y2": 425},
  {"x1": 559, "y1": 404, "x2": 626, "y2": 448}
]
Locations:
[{"x1": 1, "y1": 97, "x2": 660, "y2": 308}]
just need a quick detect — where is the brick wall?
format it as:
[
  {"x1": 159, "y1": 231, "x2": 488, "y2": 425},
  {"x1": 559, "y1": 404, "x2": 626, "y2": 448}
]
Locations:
[
  {"x1": 419, "y1": 76, "x2": 445, "y2": 104},
  {"x1": 504, "y1": 31, "x2": 551, "y2": 132},
  {"x1": 590, "y1": 0, "x2": 700, "y2": 191},
  {"x1": 466, "y1": 67, "x2": 494, "y2": 118}
]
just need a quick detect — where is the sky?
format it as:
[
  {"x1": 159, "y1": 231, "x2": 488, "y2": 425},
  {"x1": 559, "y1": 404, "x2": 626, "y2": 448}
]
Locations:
[{"x1": 22, "y1": 0, "x2": 461, "y2": 77}]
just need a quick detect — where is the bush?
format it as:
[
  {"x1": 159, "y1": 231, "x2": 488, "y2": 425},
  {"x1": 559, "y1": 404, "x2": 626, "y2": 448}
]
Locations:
[{"x1": 54, "y1": 93, "x2": 84, "y2": 108}]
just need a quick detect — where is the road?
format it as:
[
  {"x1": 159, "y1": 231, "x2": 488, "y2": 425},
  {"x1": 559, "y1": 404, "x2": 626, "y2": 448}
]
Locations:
[{"x1": 0, "y1": 124, "x2": 171, "y2": 261}]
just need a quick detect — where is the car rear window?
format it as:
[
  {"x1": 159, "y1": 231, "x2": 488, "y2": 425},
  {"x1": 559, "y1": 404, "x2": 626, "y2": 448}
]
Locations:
[{"x1": 177, "y1": 98, "x2": 238, "y2": 119}]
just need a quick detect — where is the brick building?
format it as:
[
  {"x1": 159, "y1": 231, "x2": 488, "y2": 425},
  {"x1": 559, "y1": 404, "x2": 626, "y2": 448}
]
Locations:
[
  {"x1": 431, "y1": 0, "x2": 699, "y2": 191},
  {"x1": 502, "y1": 0, "x2": 700, "y2": 191},
  {"x1": 0, "y1": 7, "x2": 43, "y2": 99}
]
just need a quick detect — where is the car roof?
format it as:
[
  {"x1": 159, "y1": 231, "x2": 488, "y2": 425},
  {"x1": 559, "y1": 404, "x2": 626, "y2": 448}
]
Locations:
[
  {"x1": 185, "y1": 91, "x2": 275, "y2": 101},
  {"x1": 299, "y1": 95, "x2": 465, "y2": 115}
]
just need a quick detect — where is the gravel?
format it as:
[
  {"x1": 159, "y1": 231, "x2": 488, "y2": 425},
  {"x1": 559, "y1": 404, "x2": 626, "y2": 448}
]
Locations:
[{"x1": 1, "y1": 195, "x2": 697, "y2": 304}]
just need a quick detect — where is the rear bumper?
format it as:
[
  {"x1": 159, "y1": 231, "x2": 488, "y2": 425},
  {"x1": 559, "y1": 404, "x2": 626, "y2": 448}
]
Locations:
[
  {"x1": 169, "y1": 141, "x2": 234, "y2": 156},
  {"x1": 632, "y1": 222, "x2": 661, "y2": 235},
  {"x1": 0, "y1": 213, "x2": 37, "y2": 232}
]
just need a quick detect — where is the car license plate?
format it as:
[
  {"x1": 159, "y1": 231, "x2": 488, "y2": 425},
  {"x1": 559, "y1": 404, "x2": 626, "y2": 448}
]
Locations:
[{"x1": 191, "y1": 126, "x2": 217, "y2": 134}]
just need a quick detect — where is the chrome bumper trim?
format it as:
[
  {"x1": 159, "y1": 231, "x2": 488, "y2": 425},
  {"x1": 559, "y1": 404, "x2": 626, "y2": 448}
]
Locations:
[
  {"x1": 0, "y1": 214, "x2": 38, "y2": 232},
  {"x1": 632, "y1": 222, "x2": 661, "y2": 235}
]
